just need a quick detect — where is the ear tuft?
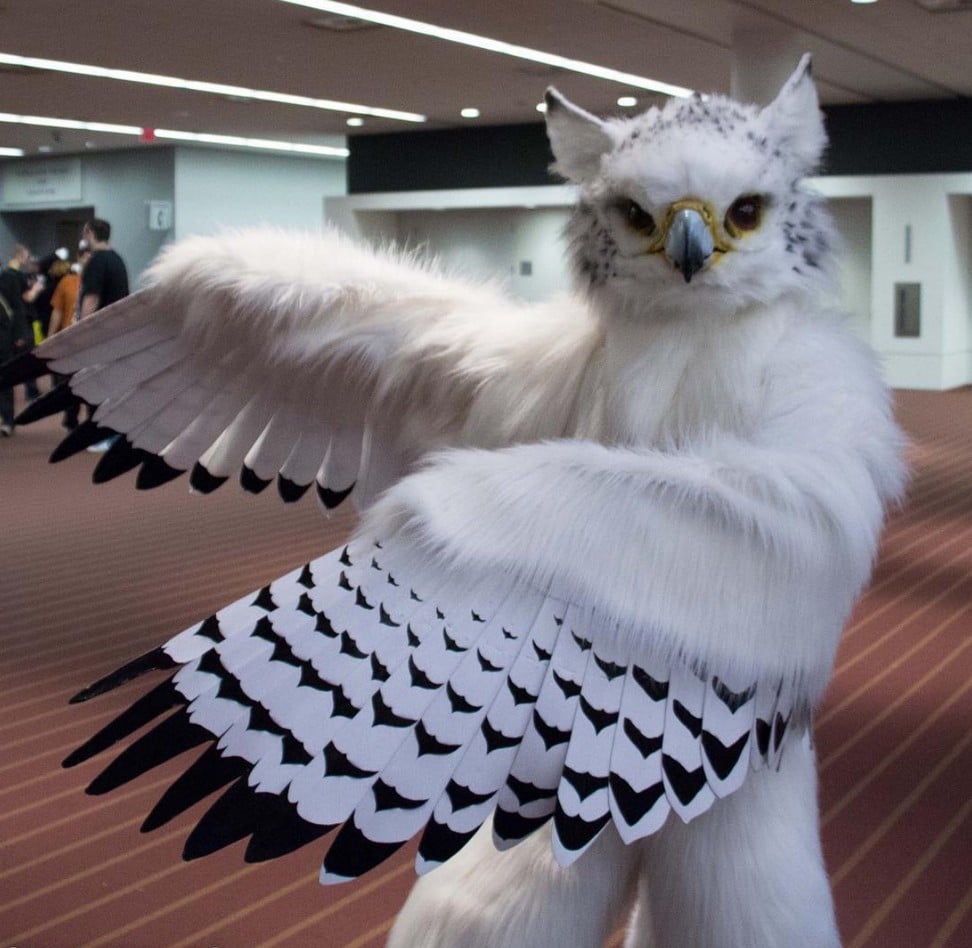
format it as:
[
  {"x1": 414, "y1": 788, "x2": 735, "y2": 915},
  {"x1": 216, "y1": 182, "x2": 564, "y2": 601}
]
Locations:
[
  {"x1": 763, "y1": 53, "x2": 826, "y2": 173},
  {"x1": 544, "y1": 87, "x2": 613, "y2": 184}
]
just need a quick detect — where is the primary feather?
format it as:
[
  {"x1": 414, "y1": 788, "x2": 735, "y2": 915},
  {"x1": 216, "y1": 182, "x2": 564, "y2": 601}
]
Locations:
[{"x1": 4, "y1": 54, "x2": 905, "y2": 935}]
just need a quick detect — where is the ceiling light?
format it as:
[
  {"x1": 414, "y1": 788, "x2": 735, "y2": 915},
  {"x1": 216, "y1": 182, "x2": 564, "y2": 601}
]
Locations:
[
  {"x1": 37, "y1": 145, "x2": 52, "y2": 152},
  {"x1": 536, "y1": 102, "x2": 547, "y2": 114},
  {"x1": 0, "y1": 112, "x2": 348, "y2": 158},
  {"x1": 850, "y1": 0, "x2": 879, "y2": 4},
  {"x1": 0, "y1": 146, "x2": 24, "y2": 156},
  {"x1": 460, "y1": 107, "x2": 480, "y2": 118},
  {"x1": 617, "y1": 96, "x2": 638, "y2": 107},
  {"x1": 152, "y1": 128, "x2": 348, "y2": 157},
  {"x1": 346, "y1": 116, "x2": 364, "y2": 127},
  {"x1": 0, "y1": 52, "x2": 426, "y2": 124},
  {"x1": 0, "y1": 112, "x2": 142, "y2": 135},
  {"x1": 279, "y1": 1, "x2": 694, "y2": 98}
]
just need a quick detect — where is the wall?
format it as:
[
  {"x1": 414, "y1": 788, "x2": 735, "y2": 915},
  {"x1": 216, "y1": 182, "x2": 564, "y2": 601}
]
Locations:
[
  {"x1": 396, "y1": 206, "x2": 573, "y2": 302},
  {"x1": 828, "y1": 197, "x2": 872, "y2": 342},
  {"x1": 0, "y1": 145, "x2": 348, "y2": 284},
  {"x1": 945, "y1": 195, "x2": 972, "y2": 386},
  {"x1": 334, "y1": 175, "x2": 972, "y2": 390},
  {"x1": 348, "y1": 99, "x2": 972, "y2": 194},
  {"x1": 173, "y1": 148, "x2": 346, "y2": 240},
  {"x1": 0, "y1": 148, "x2": 175, "y2": 285}
]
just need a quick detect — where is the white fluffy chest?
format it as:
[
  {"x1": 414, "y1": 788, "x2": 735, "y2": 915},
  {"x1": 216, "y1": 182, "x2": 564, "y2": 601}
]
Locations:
[{"x1": 589, "y1": 308, "x2": 788, "y2": 447}]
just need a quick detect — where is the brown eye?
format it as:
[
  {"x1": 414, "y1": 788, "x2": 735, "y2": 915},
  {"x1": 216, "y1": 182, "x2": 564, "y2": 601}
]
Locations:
[
  {"x1": 621, "y1": 199, "x2": 655, "y2": 234},
  {"x1": 726, "y1": 195, "x2": 763, "y2": 234}
]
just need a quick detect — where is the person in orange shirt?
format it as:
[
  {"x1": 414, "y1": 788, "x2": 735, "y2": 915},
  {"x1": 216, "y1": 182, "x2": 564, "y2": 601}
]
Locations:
[
  {"x1": 48, "y1": 259, "x2": 80, "y2": 335},
  {"x1": 49, "y1": 245, "x2": 91, "y2": 429}
]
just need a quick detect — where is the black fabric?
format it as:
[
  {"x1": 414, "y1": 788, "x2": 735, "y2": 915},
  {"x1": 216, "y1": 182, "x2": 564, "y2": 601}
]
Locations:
[
  {"x1": 0, "y1": 268, "x2": 32, "y2": 426},
  {"x1": 81, "y1": 249, "x2": 129, "y2": 309}
]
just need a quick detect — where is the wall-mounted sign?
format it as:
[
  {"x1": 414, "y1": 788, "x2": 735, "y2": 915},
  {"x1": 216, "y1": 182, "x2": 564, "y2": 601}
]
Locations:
[
  {"x1": 1, "y1": 158, "x2": 82, "y2": 205},
  {"x1": 148, "y1": 200, "x2": 173, "y2": 231}
]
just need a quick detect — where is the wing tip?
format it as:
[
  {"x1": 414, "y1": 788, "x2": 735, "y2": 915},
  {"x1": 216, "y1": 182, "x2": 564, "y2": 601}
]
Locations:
[
  {"x1": 317, "y1": 481, "x2": 355, "y2": 510},
  {"x1": 68, "y1": 647, "x2": 177, "y2": 706},
  {"x1": 189, "y1": 461, "x2": 228, "y2": 494}
]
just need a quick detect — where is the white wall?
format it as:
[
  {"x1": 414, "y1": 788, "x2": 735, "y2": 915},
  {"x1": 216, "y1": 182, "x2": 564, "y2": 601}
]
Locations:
[
  {"x1": 945, "y1": 195, "x2": 972, "y2": 385},
  {"x1": 396, "y1": 206, "x2": 573, "y2": 301},
  {"x1": 174, "y1": 148, "x2": 346, "y2": 240},
  {"x1": 828, "y1": 198, "x2": 872, "y2": 342}
]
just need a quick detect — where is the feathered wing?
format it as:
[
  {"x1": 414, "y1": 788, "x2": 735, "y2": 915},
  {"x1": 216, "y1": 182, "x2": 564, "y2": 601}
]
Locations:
[
  {"x1": 63, "y1": 330, "x2": 905, "y2": 882},
  {"x1": 2, "y1": 226, "x2": 599, "y2": 507}
]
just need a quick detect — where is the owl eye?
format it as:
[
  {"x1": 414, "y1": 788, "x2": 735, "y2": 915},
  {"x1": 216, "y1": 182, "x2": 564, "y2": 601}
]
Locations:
[
  {"x1": 619, "y1": 199, "x2": 656, "y2": 235},
  {"x1": 726, "y1": 195, "x2": 763, "y2": 234}
]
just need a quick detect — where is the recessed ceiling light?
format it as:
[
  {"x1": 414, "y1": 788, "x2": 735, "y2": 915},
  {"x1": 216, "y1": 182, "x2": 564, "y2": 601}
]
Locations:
[
  {"x1": 279, "y1": 1, "x2": 694, "y2": 98},
  {"x1": 37, "y1": 144, "x2": 52, "y2": 153},
  {"x1": 535, "y1": 102, "x2": 547, "y2": 113},
  {"x1": 460, "y1": 107, "x2": 480, "y2": 119},
  {"x1": 0, "y1": 146, "x2": 24, "y2": 157},
  {"x1": 617, "y1": 96, "x2": 638, "y2": 107},
  {"x1": 850, "y1": 0, "x2": 879, "y2": 4},
  {"x1": 0, "y1": 51, "x2": 426, "y2": 123},
  {"x1": 346, "y1": 116, "x2": 364, "y2": 126}
]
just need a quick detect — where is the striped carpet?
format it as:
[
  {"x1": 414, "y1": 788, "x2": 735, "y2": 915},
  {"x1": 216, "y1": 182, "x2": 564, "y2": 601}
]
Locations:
[{"x1": 1, "y1": 387, "x2": 969, "y2": 947}]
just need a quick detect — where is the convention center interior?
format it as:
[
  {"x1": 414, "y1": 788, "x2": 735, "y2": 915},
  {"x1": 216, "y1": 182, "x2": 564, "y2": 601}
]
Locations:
[{"x1": 1, "y1": 2, "x2": 970, "y2": 947}]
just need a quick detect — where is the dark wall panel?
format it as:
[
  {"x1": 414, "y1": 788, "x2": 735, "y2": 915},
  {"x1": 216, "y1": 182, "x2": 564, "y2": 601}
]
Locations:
[
  {"x1": 348, "y1": 124, "x2": 556, "y2": 193},
  {"x1": 348, "y1": 100, "x2": 972, "y2": 193},
  {"x1": 823, "y1": 100, "x2": 972, "y2": 176}
]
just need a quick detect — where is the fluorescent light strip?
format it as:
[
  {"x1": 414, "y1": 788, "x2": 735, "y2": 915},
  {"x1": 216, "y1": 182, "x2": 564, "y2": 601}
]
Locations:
[
  {"x1": 0, "y1": 52, "x2": 425, "y2": 123},
  {"x1": 153, "y1": 128, "x2": 348, "y2": 157},
  {"x1": 0, "y1": 146, "x2": 24, "y2": 156},
  {"x1": 0, "y1": 112, "x2": 142, "y2": 135},
  {"x1": 279, "y1": 0, "x2": 694, "y2": 98},
  {"x1": 0, "y1": 112, "x2": 348, "y2": 158}
]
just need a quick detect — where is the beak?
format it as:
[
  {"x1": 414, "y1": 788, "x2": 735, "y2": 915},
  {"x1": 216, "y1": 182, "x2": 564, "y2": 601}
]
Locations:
[{"x1": 664, "y1": 208, "x2": 714, "y2": 284}]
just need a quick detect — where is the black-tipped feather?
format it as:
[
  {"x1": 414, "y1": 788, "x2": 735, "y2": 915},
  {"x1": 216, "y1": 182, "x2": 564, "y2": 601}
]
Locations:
[
  {"x1": 240, "y1": 465, "x2": 271, "y2": 494},
  {"x1": 189, "y1": 461, "x2": 228, "y2": 494},
  {"x1": 492, "y1": 807, "x2": 552, "y2": 845},
  {"x1": 86, "y1": 712, "x2": 210, "y2": 795},
  {"x1": 183, "y1": 780, "x2": 299, "y2": 861},
  {"x1": 317, "y1": 482, "x2": 354, "y2": 510},
  {"x1": 0, "y1": 350, "x2": 48, "y2": 387},
  {"x1": 70, "y1": 647, "x2": 176, "y2": 703},
  {"x1": 15, "y1": 381, "x2": 81, "y2": 425},
  {"x1": 322, "y1": 814, "x2": 406, "y2": 879},
  {"x1": 136, "y1": 454, "x2": 185, "y2": 490},
  {"x1": 92, "y1": 438, "x2": 148, "y2": 484},
  {"x1": 50, "y1": 419, "x2": 118, "y2": 463},
  {"x1": 418, "y1": 819, "x2": 479, "y2": 866},
  {"x1": 277, "y1": 475, "x2": 312, "y2": 504},
  {"x1": 63, "y1": 679, "x2": 183, "y2": 768},
  {"x1": 142, "y1": 746, "x2": 248, "y2": 832},
  {"x1": 244, "y1": 805, "x2": 334, "y2": 862}
]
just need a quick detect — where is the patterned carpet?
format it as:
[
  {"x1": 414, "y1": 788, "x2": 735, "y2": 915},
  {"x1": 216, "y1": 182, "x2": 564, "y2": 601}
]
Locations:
[{"x1": 1, "y1": 387, "x2": 969, "y2": 947}]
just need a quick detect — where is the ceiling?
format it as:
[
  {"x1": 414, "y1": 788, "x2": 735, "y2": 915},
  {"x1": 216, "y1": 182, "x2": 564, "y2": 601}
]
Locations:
[{"x1": 0, "y1": 0, "x2": 970, "y2": 161}]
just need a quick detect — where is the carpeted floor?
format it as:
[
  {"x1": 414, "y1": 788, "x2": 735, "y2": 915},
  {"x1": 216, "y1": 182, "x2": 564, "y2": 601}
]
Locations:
[{"x1": 1, "y1": 387, "x2": 969, "y2": 947}]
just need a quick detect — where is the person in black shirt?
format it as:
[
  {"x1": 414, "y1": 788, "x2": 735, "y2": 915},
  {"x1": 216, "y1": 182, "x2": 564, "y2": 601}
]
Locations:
[
  {"x1": 0, "y1": 262, "x2": 32, "y2": 435},
  {"x1": 80, "y1": 218, "x2": 129, "y2": 319},
  {"x1": 80, "y1": 219, "x2": 130, "y2": 451}
]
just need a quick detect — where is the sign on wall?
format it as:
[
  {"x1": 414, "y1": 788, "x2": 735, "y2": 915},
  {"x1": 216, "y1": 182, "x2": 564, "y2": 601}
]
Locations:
[
  {"x1": 147, "y1": 200, "x2": 173, "y2": 231},
  {"x1": 1, "y1": 158, "x2": 83, "y2": 205}
]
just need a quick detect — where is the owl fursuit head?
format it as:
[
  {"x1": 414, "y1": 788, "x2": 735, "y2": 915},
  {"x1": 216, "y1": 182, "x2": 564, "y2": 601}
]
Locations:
[{"x1": 3, "y1": 55, "x2": 905, "y2": 948}]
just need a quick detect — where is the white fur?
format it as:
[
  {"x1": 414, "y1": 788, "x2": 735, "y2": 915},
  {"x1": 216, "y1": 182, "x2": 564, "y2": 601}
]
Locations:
[{"x1": 37, "y1": 56, "x2": 906, "y2": 948}]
